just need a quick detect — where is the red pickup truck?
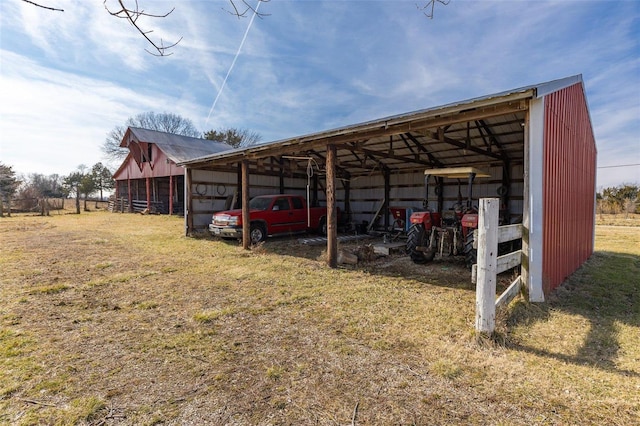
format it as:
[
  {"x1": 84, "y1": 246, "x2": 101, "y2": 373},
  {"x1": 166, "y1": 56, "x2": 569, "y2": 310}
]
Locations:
[{"x1": 209, "y1": 194, "x2": 330, "y2": 243}]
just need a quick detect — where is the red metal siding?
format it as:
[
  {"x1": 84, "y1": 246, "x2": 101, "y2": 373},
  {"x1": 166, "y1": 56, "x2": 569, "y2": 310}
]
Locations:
[{"x1": 542, "y1": 83, "x2": 597, "y2": 294}]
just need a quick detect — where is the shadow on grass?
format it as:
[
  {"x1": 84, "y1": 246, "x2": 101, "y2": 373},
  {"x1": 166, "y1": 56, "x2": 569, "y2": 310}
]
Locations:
[{"x1": 505, "y1": 251, "x2": 640, "y2": 377}]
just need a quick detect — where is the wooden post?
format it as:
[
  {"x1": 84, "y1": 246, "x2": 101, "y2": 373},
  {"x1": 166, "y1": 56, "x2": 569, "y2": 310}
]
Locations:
[
  {"x1": 436, "y1": 177, "x2": 443, "y2": 212},
  {"x1": 326, "y1": 145, "x2": 337, "y2": 268},
  {"x1": 312, "y1": 174, "x2": 318, "y2": 207},
  {"x1": 169, "y1": 174, "x2": 174, "y2": 215},
  {"x1": 383, "y1": 168, "x2": 390, "y2": 231},
  {"x1": 241, "y1": 160, "x2": 250, "y2": 250},
  {"x1": 127, "y1": 177, "x2": 132, "y2": 213},
  {"x1": 475, "y1": 198, "x2": 499, "y2": 334},
  {"x1": 185, "y1": 168, "x2": 193, "y2": 236},
  {"x1": 279, "y1": 157, "x2": 285, "y2": 194},
  {"x1": 343, "y1": 177, "x2": 351, "y2": 225},
  {"x1": 146, "y1": 177, "x2": 151, "y2": 211}
]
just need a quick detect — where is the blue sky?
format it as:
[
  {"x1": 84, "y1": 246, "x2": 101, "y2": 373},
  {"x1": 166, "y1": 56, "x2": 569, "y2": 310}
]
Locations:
[{"x1": 1, "y1": 0, "x2": 638, "y2": 188}]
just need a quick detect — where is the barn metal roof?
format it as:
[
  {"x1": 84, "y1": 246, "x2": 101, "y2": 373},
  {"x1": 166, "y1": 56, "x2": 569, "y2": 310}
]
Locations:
[
  {"x1": 179, "y1": 75, "x2": 584, "y2": 177},
  {"x1": 122, "y1": 127, "x2": 230, "y2": 164}
]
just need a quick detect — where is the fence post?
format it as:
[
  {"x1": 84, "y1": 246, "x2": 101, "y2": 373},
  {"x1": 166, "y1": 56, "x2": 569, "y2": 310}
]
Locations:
[{"x1": 475, "y1": 198, "x2": 499, "y2": 334}]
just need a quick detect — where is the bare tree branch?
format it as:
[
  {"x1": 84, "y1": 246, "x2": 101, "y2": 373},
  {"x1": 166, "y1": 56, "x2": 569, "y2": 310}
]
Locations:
[
  {"x1": 417, "y1": 0, "x2": 450, "y2": 19},
  {"x1": 21, "y1": 0, "x2": 63, "y2": 12},
  {"x1": 224, "y1": 0, "x2": 270, "y2": 19},
  {"x1": 103, "y1": 0, "x2": 182, "y2": 56}
]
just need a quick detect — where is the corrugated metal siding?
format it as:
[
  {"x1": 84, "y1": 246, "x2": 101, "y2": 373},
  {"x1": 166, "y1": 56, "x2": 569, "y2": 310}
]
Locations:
[{"x1": 542, "y1": 83, "x2": 597, "y2": 293}]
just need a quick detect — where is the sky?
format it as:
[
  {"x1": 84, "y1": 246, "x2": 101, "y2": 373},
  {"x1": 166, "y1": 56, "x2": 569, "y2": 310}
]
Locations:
[{"x1": 1, "y1": 0, "x2": 638, "y2": 189}]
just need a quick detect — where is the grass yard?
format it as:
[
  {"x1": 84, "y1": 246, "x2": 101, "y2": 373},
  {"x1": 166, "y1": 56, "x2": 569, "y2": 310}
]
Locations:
[{"x1": 1, "y1": 211, "x2": 638, "y2": 425}]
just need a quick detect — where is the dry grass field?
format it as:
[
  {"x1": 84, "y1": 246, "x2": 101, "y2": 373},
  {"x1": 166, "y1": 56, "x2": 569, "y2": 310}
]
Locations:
[
  {"x1": 1, "y1": 210, "x2": 638, "y2": 425},
  {"x1": 595, "y1": 213, "x2": 640, "y2": 227}
]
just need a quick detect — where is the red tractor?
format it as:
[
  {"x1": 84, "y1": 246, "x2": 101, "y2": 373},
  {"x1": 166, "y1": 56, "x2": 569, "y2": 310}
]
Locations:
[{"x1": 405, "y1": 167, "x2": 490, "y2": 268}]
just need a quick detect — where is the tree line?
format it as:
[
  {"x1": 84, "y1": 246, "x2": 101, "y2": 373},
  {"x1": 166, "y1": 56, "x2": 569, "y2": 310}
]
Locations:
[
  {"x1": 597, "y1": 184, "x2": 639, "y2": 216},
  {"x1": 0, "y1": 162, "x2": 114, "y2": 217}
]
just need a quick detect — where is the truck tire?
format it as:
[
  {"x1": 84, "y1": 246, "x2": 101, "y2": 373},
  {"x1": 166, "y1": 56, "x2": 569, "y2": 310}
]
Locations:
[
  {"x1": 464, "y1": 230, "x2": 477, "y2": 270},
  {"x1": 406, "y1": 224, "x2": 434, "y2": 264},
  {"x1": 318, "y1": 217, "x2": 327, "y2": 235},
  {"x1": 250, "y1": 223, "x2": 266, "y2": 244}
]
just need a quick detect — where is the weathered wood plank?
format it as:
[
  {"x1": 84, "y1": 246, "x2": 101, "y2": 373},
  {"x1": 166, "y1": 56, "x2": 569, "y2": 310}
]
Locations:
[
  {"x1": 475, "y1": 198, "x2": 499, "y2": 334},
  {"x1": 496, "y1": 250, "x2": 522, "y2": 274},
  {"x1": 471, "y1": 250, "x2": 522, "y2": 284},
  {"x1": 473, "y1": 224, "x2": 523, "y2": 248},
  {"x1": 495, "y1": 276, "x2": 522, "y2": 310}
]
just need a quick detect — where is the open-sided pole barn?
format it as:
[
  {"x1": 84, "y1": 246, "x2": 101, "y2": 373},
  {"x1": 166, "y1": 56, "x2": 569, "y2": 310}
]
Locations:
[
  {"x1": 181, "y1": 75, "x2": 597, "y2": 301},
  {"x1": 113, "y1": 127, "x2": 230, "y2": 214}
]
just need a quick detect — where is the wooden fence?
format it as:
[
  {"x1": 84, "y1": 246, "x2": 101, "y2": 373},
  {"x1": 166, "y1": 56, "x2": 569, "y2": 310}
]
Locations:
[{"x1": 472, "y1": 198, "x2": 524, "y2": 334}]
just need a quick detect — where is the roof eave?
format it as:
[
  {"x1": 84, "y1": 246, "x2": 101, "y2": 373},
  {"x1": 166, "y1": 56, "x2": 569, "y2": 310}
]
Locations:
[{"x1": 179, "y1": 89, "x2": 534, "y2": 167}]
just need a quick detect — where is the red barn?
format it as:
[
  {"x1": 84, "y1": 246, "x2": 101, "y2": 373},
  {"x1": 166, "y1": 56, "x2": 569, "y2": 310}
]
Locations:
[{"x1": 112, "y1": 127, "x2": 230, "y2": 214}]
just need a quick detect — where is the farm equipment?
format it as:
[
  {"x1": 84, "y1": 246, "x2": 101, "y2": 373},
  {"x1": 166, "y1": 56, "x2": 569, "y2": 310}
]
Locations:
[{"x1": 405, "y1": 167, "x2": 491, "y2": 268}]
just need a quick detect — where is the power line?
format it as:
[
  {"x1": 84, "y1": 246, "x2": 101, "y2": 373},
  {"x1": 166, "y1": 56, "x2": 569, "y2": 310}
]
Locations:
[{"x1": 598, "y1": 163, "x2": 640, "y2": 169}]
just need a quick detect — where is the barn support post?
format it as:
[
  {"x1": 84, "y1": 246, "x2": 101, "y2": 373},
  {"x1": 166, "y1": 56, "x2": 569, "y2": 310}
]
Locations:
[
  {"x1": 326, "y1": 144, "x2": 337, "y2": 268},
  {"x1": 475, "y1": 198, "x2": 500, "y2": 334},
  {"x1": 241, "y1": 159, "x2": 250, "y2": 250},
  {"x1": 279, "y1": 157, "x2": 285, "y2": 194},
  {"x1": 436, "y1": 177, "x2": 444, "y2": 212},
  {"x1": 343, "y1": 175, "x2": 351, "y2": 225},
  {"x1": 312, "y1": 174, "x2": 318, "y2": 207},
  {"x1": 169, "y1": 174, "x2": 174, "y2": 215},
  {"x1": 127, "y1": 177, "x2": 132, "y2": 213},
  {"x1": 501, "y1": 160, "x2": 511, "y2": 222},
  {"x1": 145, "y1": 177, "x2": 151, "y2": 211},
  {"x1": 235, "y1": 163, "x2": 242, "y2": 209},
  {"x1": 383, "y1": 168, "x2": 390, "y2": 231},
  {"x1": 185, "y1": 168, "x2": 193, "y2": 236}
]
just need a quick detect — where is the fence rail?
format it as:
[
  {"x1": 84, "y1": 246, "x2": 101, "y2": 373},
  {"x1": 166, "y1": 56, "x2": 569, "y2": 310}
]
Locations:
[{"x1": 473, "y1": 198, "x2": 524, "y2": 334}]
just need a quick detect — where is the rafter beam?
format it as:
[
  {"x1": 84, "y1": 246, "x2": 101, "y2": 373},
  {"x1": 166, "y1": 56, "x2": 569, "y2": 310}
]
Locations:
[
  {"x1": 427, "y1": 130, "x2": 505, "y2": 161},
  {"x1": 336, "y1": 143, "x2": 434, "y2": 168},
  {"x1": 476, "y1": 119, "x2": 509, "y2": 159},
  {"x1": 402, "y1": 133, "x2": 444, "y2": 167}
]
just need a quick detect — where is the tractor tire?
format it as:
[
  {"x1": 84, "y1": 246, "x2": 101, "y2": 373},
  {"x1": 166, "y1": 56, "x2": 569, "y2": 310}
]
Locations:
[
  {"x1": 406, "y1": 224, "x2": 435, "y2": 264},
  {"x1": 464, "y1": 230, "x2": 477, "y2": 270},
  {"x1": 249, "y1": 223, "x2": 267, "y2": 244}
]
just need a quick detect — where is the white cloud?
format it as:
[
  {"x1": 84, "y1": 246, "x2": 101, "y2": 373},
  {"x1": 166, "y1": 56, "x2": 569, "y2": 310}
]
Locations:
[
  {"x1": 1, "y1": 0, "x2": 638, "y2": 188},
  {"x1": 0, "y1": 50, "x2": 203, "y2": 175}
]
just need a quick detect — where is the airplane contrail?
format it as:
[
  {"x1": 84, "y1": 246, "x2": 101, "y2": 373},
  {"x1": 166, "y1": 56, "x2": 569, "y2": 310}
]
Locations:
[{"x1": 205, "y1": 1, "x2": 262, "y2": 125}]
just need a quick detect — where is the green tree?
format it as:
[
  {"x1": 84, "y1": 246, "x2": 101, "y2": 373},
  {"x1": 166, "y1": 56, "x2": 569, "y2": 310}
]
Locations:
[
  {"x1": 204, "y1": 127, "x2": 262, "y2": 149},
  {"x1": 79, "y1": 173, "x2": 97, "y2": 212},
  {"x1": 91, "y1": 162, "x2": 115, "y2": 203},
  {"x1": 63, "y1": 167, "x2": 88, "y2": 214},
  {"x1": 0, "y1": 163, "x2": 20, "y2": 217},
  {"x1": 103, "y1": 112, "x2": 201, "y2": 161}
]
